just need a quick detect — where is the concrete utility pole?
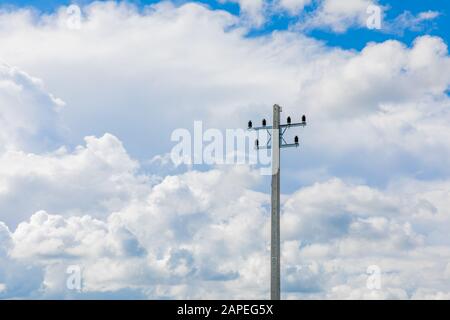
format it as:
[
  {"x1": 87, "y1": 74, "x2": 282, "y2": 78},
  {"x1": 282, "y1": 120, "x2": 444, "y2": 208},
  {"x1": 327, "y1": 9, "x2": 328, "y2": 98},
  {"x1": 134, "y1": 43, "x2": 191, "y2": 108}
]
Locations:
[
  {"x1": 271, "y1": 104, "x2": 281, "y2": 300},
  {"x1": 248, "y1": 104, "x2": 306, "y2": 300}
]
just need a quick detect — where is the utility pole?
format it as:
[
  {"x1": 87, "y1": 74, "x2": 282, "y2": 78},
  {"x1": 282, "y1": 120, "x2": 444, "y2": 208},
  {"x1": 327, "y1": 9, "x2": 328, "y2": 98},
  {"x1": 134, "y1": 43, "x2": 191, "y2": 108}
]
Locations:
[
  {"x1": 271, "y1": 104, "x2": 281, "y2": 300},
  {"x1": 247, "y1": 104, "x2": 306, "y2": 300}
]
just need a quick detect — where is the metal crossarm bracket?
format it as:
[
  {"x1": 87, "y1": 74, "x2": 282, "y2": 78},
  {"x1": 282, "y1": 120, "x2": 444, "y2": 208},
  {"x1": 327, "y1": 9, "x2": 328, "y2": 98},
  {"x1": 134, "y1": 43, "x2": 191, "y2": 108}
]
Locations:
[
  {"x1": 248, "y1": 119, "x2": 306, "y2": 151},
  {"x1": 280, "y1": 143, "x2": 298, "y2": 148}
]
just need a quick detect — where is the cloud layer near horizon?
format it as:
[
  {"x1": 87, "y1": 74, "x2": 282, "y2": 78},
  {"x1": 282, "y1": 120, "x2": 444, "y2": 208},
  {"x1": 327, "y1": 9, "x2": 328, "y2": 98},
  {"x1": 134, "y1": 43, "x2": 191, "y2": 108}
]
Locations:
[
  {"x1": 0, "y1": 1, "x2": 449, "y2": 299},
  {"x1": 1, "y1": 136, "x2": 449, "y2": 299}
]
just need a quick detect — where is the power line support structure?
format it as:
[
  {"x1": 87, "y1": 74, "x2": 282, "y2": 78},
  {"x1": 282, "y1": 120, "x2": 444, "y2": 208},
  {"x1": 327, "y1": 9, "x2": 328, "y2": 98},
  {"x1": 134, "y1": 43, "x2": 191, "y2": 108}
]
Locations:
[{"x1": 247, "y1": 104, "x2": 306, "y2": 300}]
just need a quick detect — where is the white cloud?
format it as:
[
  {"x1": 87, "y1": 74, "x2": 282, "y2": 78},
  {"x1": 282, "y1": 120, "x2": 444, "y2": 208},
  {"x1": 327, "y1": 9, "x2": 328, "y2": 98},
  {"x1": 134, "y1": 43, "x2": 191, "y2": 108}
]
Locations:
[
  {"x1": 295, "y1": 1, "x2": 439, "y2": 34},
  {"x1": 0, "y1": 221, "x2": 11, "y2": 256},
  {"x1": 412, "y1": 289, "x2": 450, "y2": 300},
  {"x1": 300, "y1": 36, "x2": 450, "y2": 116},
  {"x1": 0, "y1": 63, "x2": 65, "y2": 152},
  {"x1": 0, "y1": 1, "x2": 449, "y2": 299},
  {"x1": 327, "y1": 285, "x2": 408, "y2": 299},
  {"x1": 298, "y1": 0, "x2": 377, "y2": 33},
  {"x1": 1, "y1": 1, "x2": 447, "y2": 186},
  {"x1": 0, "y1": 133, "x2": 152, "y2": 227},
  {"x1": 0, "y1": 122, "x2": 448, "y2": 299},
  {"x1": 295, "y1": 36, "x2": 450, "y2": 184},
  {"x1": 0, "y1": 221, "x2": 44, "y2": 299},
  {"x1": 384, "y1": 10, "x2": 440, "y2": 36},
  {"x1": 277, "y1": 0, "x2": 312, "y2": 15},
  {"x1": 417, "y1": 11, "x2": 440, "y2": 21},
  {"x1": 1, "y1": 160, "x2": 449, "y2": 298},
  {"x1": 0, "y1": 5, "x2": 444, "y2": 127},
  {"x1": 227, "y1": 0, "x2": 267, "y2": 26},
  {"x1": 0, "y1": 1, "x2": 315, "y2": 158}
]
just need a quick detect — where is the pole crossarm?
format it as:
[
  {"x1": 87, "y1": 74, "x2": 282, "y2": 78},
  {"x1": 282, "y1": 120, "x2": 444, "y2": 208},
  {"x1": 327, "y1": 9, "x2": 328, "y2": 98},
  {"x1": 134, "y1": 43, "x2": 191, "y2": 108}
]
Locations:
[
  {"x1": 280, "y1": 143, "x2": 299, "y2": 149},
  {"x1": 248, "y1": 122, "x2": 306, "y2": 131},
  {"x1": 246, "y1": 105, "x2": 307, "y2": 301},
  {"x1": 280, "y1": 122, "x2": 306, "y2": 128},
  {"x1": 249, "y1": 121, "x2": 306, "y2": 151},
  {"x1": 254, "y1": 143, "x2": 299, "y2": 150}
]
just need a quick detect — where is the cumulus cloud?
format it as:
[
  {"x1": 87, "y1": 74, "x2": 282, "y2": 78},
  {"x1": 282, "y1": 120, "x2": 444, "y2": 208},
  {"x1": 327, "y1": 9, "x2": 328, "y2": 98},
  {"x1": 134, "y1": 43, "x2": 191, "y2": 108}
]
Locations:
[
  {"x1": 0, "y1": 159, "x2": 270, "y2": 298},
  {"x1": 227, "y1": 0, "x2": 267, "y2": 27},
  {"x1": 0, "y1": 1, "x2": 449, "y2": 299},
  {"x1": 1, "y1": 158, "x2": 450, "y2": 298},
  {"x1": 1, "y1": 2, "x2": 448, "y2": 186},
  {"x1": 280, "y1": 178, "x2": 450, "y2": 299},
  {"x1": 298, "y1": 0, "x2": 377, "y2": 33},
  {"x1": 300, "y1": 36, "x2": 450, "y2": 116},
  {"x1": 0, "y1": 63, "x2": 65, "y2": 152},
  {"x1": 0, "y1": 1, "x2": 313, "y2": 158},
  {"x1": 0, "y1": 221, "x2": 44, "y2": 299},
  {"x1": 295, "y1": 35, "x2": 450, "y2": 185},
  {"x1": 0, "y1": 133, "x2": 152, "y2": 227}
]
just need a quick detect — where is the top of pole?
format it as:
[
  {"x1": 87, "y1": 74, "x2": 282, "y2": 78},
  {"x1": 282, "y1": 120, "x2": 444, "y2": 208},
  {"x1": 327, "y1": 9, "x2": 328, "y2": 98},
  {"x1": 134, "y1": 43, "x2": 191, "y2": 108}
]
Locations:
[{"x1": 274, "y1": 104, "x2": 282, "y2": 113}]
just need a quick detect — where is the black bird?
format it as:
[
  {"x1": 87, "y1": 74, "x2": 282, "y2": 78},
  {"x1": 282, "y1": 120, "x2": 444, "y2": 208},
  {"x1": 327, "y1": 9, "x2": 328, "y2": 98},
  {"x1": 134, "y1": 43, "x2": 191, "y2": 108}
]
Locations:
[
  {"x1": 287, "y1": 116, "x2": 291, "y2": 125},
  {"x1": 262, "y1": 119, "x2": 267, "y2": 127},
  {"x1": 248, "y1": 120, "x2": 252, "y2": 129},
  {"x1": 294, "y1": 136, "x2": 299, "y2": 145},
  {"x1": 302, "y1": 115, "x2": 306, "y2": 123}
]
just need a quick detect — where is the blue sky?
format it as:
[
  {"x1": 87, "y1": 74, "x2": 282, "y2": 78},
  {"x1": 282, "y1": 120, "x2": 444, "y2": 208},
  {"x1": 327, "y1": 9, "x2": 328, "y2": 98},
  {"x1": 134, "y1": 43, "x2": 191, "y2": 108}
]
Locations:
[{"x1": 0, "y1": 0, "x2": 449, "y2": 299}]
